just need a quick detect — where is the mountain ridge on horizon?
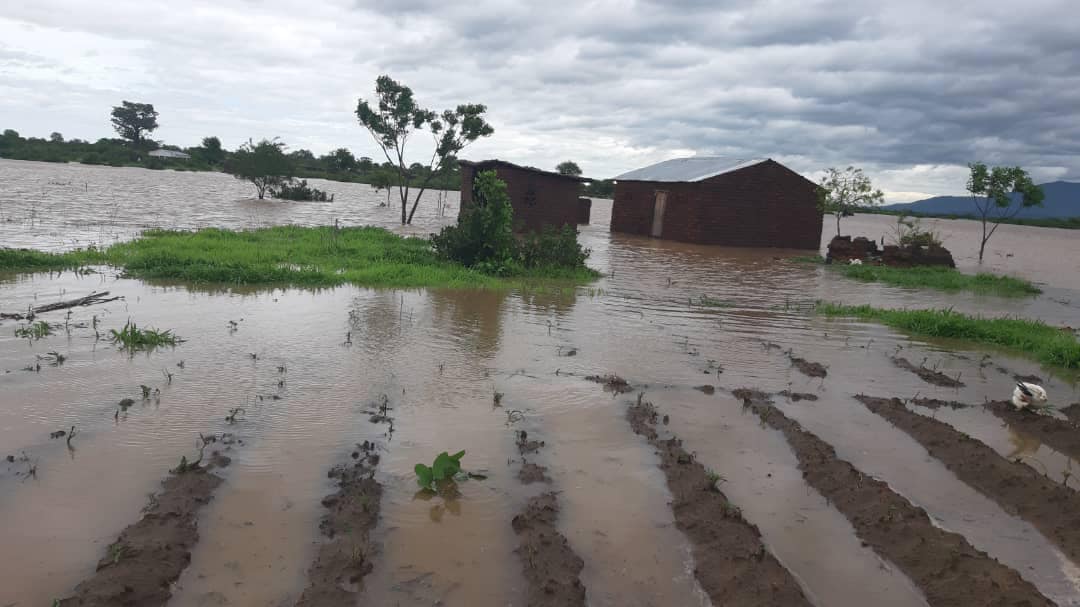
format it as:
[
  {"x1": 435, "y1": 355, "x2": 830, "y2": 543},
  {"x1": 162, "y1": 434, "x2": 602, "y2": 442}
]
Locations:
[{"x1": 883, "y1": 180, "x2": 1080, "y2": 218}]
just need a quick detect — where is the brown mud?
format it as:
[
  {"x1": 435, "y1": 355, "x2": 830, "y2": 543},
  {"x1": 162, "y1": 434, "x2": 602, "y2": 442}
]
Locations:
[
  {"x1": 856, "y1": 395, "x2": 1080, "y2": 562},
  {"x1": 1060, "y1": 403, "x2": 1080, "y2": 424},
  {"x1": 58, "y1": 449, "x2": 232, "y2": 607},
  {"x1": 584, "y1": 373, "x2": 633, "y2": 394},
  {"x1": 789, "y1": 355, "x2": 827, "y2": 378},
  {"x1": 736, "y1": 390, "x2": 1053, "y2": 607},
  {"x1": 627, "y1": 398, "x2": 812, "y2": 606},
  {"x1": 511, "y1": 433, "x2": 586, "y2": 606},
  {"x1": 982, "y1": 400, "x2": 1080, "y2": 461},
  {"x1": 891, "y1": 356, "x2": 965, "y2": 387},
  {"x1": 693, "y1": 384, "x2": 716, "y2": 394},
  {"x1": 911, "y1": 397, "x2": 969, "y2": 410},
  {"x1": 296, "y1": 442, "x2": 382, "y2": 607},
  {"x1": 778, "y1": 390, "x2": 818, "y2": 402}
]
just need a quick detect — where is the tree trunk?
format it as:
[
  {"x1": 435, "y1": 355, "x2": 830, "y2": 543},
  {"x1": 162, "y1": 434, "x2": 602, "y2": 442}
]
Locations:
[
  {"x1": 836, "y1": 213, "x2": 842, "y2": 236},
  {"x1": 978, "y1": 217, "x2": 989, "y2": 262}
]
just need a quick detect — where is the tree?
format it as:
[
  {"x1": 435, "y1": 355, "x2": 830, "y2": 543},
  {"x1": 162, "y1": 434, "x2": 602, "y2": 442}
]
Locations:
[
  {"x1": 369, "y1": 169, "x2": 394, "y2": 206},
  {"x1": 966, "y1": 162, "x2": 1044, "y2": 262},
  {"x1": 225, "y1": 138, "x2": 294, "y2": 199},
  {"x1": 49, "y1": 132, "x2": 64, "y2": 143},
  {"x1": 817, "y1": 166, "x2": 884, "y2": 236},
  {"x1": 326, "y1": 147, "x2": 358, "y2": 173},
  {"x1": 356, "y1": 75, "x2": 494, "y2": 224},
  {"x1": 556, "y1": 161, "x2": 582, "y2": 176},
  {"x1": 201, "y1": 136, "x2": 224, "y2": 166},
  {"x1": 110, "y1": 101, "x2": 159, "y2": 148}
]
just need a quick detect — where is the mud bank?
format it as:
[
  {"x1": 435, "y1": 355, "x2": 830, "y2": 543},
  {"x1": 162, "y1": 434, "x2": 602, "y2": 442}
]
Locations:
[
  {"x1": 58, "y1": 449, "x2": 232, "y2": 607},
  {"x1": 627, "y1": 398, "x2": 811, "y2": 606},
  {"x1": 983, "y1": 400, "x2": 1080, "y2": 461},
  {"x1": 891, "y1": 356, "x2": 965, "y2": 387},
  {"x1": 736, "y1": 390, "x2": 1052, "y2": 606},
  {"x1": 296, "y1": 443, "x2": 382, "y2": 607},
  {"x1": 1062, "y1": 403, "x2": 1080, "y2": 424},
  {"x1": 511, "y1": 434, "x2": 585, "y2": 607},
  {"x1": 778, "y1": 390, "x2": 818, "y2": 402},
  {"x1": 789, "y1": 355, "x2": 827, "y2": 378},
  {"x1": 856, "y1": 395, "x2": 1080, "y2": 562}
]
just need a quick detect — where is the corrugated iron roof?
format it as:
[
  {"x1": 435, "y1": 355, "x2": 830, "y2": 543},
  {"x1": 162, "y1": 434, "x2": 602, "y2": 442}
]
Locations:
[{"x1": 614, "y1": 157, "x2": 767, "y2": 182}]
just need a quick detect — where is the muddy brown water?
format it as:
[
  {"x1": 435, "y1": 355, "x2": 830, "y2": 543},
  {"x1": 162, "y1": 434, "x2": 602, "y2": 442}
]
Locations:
[{"x1": 2, "y1": 159, "x2": 1080, "y2": 606}]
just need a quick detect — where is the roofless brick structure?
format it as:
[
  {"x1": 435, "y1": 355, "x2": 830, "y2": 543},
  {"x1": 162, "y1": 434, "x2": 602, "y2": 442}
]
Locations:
[
  {"x1": 459, "y1": 159, "x2": 587, "y2": 233},
  {"x1": 611, "y1": 157, "x2": 822, "y2": 249}
]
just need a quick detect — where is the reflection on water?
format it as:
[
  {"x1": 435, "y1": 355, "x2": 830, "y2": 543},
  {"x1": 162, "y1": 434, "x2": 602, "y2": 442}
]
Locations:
[{"x1": 2, "y1": 159, "x2": 1080, "y2": 606}]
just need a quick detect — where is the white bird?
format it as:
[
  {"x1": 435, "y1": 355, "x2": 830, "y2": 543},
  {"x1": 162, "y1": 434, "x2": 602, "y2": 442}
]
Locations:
[
  {"x1": 849, "y1": 258, "x2": 864, "y2": 265},
  {"x1": 1011, "y1": 382, "x2": 1049, "y2": 411}
]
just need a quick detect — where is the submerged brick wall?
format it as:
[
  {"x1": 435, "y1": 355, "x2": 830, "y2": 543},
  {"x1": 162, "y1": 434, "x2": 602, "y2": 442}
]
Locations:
[
  {"x1": 610, "y1": 160, "x2": 822, "y2": 250},
  {"x1": 460, "y1": 163, "x2": 582, "y2": 233}
]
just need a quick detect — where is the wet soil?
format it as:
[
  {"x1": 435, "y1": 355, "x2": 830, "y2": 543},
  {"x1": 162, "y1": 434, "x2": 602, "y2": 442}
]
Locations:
[
  {"x1": 627, "y1": 399, "x2": 812, "y2": 606},
  {"x1": 58, "y1": 450, "x2": 232, "y2": 607},
  {"x1": 693, "y1": 384, "x2": 716, "y2": 394},
  {"x1": 911, "y1": 397, "x2": 969, "y2": 410},
  {"x1": 789, "y1": 356, "x2": 827, "y2": 378},
  {"x1": 982, "y1": 400, "x2": 1080, "y2": 461},
  {"x1": 1060, "y1": 403, "x2": 1080, "y2": 424},
  {"x1": 518, "y1": 462, "x2": 551, "y2": 484},
  {"x1": 856, "y1": 395, "x2": 1080, "y2": 562},
  {"x1": 296, "y1": 445, "x2": 382, "y2": 607},
  {"x1": 584, "y1": 374, "x2": 633, "y2": 394},
  {"x1": 511, "y1": 492, "x2": 587, "y2": 607},
  {"x1": 891, "y1": 356, "x2": 965, "y2": 387},
  {"x1": 736, "y1": 390, "x2": 1053, "y2": 607},
  {"x1": 777, "y1": 390, "x2": 818, "y2": 402}
]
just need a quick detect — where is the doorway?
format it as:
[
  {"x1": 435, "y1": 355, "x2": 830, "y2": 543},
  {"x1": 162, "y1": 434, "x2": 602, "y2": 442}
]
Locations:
[{"x1": 651, "y1": 191, "x2": 667, "y2": 238}]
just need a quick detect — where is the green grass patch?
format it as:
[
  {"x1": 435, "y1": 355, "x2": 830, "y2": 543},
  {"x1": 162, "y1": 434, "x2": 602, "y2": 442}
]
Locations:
[
  {"x1": 815, "y1": 302, "x2": 1080, "y2": 370},
  {"x1": 837, "y1": 264, "x2": 1040, "y2": 297},
  {"x1": 110, "y1": 320, "x2": 181, "y2": 351},
  {"x1": 14, "y1": 321, "x2": 53, "y2": 340},
  {"x1": 0, "y1": 226, "x2": 600, "y2": 289}
]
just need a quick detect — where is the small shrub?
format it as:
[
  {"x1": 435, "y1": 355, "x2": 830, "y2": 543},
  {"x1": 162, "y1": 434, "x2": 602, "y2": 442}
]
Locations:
[
  {"x1": 415, "y1": 450, "x2": 466, "y2": 491},
  {"x1": 271, "y1": 179, "x2": 333, "y2": 202},
  {"x1": 15, "y1": 321, "x2": 53, "y2": 340},
  {"x1": 891, "y1": 214, "x2": 943, "y2": 248},
  {"x1": 518, "y1": 225, "x2": 590, "y2": 269},
  {"x1": 110, "y1": 320, "x2": 180, "y2": 351}
]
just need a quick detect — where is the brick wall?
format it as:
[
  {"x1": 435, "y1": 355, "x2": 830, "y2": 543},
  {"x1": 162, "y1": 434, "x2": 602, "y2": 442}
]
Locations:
[
  {"x1": 460, "y1": 164, "x2": 581, "y2": 233},
  {"x1": 610, "y1": 160, "x2": 822, "y2": 249}
]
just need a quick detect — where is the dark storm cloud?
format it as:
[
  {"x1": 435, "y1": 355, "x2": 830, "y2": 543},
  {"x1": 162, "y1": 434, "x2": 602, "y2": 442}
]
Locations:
[{"x1": 2, "y1": 0, "x2": 1079, "y2": 199}]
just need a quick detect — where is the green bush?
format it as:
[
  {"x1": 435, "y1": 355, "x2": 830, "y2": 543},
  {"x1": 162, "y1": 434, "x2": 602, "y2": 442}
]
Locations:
[
  {"x1": 519, "y1": 225, "x2": 589, "y2": 269},
  {"x1": 271, "y1": 179, "x2": 333, "y2": 202}
]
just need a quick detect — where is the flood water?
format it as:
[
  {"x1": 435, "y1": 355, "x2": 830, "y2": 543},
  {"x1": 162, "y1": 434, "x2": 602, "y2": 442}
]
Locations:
[{"x1": 2, "y1": 159, "x2": 1080, "y2": 606}]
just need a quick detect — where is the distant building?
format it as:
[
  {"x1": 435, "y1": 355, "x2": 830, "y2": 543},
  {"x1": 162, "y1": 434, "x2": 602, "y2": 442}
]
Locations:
[
  {"x1": 459, "y1": 159, "x2": 587, "y2": 233},
  {"x1": 611, "y1": 157, "x2": 821, "y2": 249},
  {"x1": 148, "y1": 149, "x2": 190, "y2": 159}
]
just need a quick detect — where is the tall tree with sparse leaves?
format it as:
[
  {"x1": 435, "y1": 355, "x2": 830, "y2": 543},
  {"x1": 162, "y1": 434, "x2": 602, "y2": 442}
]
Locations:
[
  {"x1": 225, "y1": 138, "x2": 294, "y2": 200},
  {"x1": 110, "y1": 101, "x2": 159, "y2": 148},
  {"x1": 356, "y1": 75, "x2": 493, "y2": 224},
  {"x1": 817, "y1": 166, "x2": 885, "y2": 236},
  {"x1": 966, "y1": 162, "x2": 1044, "y2": 262},
  {"x1": 556, "y1": 161, "x2": 582, "y2": 176}
]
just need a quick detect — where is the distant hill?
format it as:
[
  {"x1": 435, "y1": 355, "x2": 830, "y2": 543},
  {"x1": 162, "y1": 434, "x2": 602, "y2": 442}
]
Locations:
[{"x1": 882, "y1": 181, "x2": 1080, "y2": 218}]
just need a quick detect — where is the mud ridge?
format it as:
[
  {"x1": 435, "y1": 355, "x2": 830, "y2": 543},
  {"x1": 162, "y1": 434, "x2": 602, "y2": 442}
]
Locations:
[
  {"x1": 58, "y1": 447, "x2": 233, "y2": 606},
  {"x1": 584, "y1": 373, "x2": 633, "y2": 394},
  {"x1": 982, "y1": 400, "x2": 1080, "y2": 461},
  {"x1": 511, "y1": 433, "x2": 585, "y2": 606},
  {"x1": 891, "y1": 356, "x2": 964, "y2": 387},
  {"x1": 856, "y1": 395, "x2": 1080, "y2": 562},
  {"x1": 911, "y1": 397, "x2": 969, "y2": 410},
  {"x1": 778, "y1": 390, "x2": 818, "y2": 402},
  {"x1": 788, "y1": 355, "x2": 827, "y2": 378},
  {"x1": 736, "y1": 390, "x2": 1052, "y2": 606},
  {"x1": 627, "y1": 398, "x2": 812, "y2": 606},
  {"x1": 1060, "y1": 403, "x2": 1080, "y2": 424},
  {"x1": 296, "y1": 441, "x2": 382, "y2": 607}
]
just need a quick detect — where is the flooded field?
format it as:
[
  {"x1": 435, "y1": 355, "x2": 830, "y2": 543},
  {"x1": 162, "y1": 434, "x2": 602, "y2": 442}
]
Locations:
[{"x1": 2, "y1": 159, "x2": 1080, "y2": 606}]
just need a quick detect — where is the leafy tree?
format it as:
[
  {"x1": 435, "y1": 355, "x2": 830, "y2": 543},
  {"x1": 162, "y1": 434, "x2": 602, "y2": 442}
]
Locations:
[
  {"x1": 326, "y1": 147, "x2": 358, "y2": 173},
  {"x1": 49, "y1": 132, "x2": 64, "y2": 143},
  {"x1": 966, "y1": 162, "x2": 1044, "y2": 262},
  {"x1": 357, "y1": 156, "x2": 374, "y2": 172},
  {"x1": 369, "y1": 169, "x2": 395, "y2": 206},
  {"x1": 225, "y1": 138, "x2": 294, "y2": 199},
  {"x1": 200, "y1": 136, "x2": 224, "y2": 166},
  {"x1": 356, "y1": 74, "x2": 493, "y2": 224},
  {"x1": 556, "y1": 161, "x2": 582, "y2": 176},
  {"x1": 110, "y1": 101, "x2": 159, "y2": 148},
  {"x1": 817, "y1": 166, "x2": 884, "y2": 236}
]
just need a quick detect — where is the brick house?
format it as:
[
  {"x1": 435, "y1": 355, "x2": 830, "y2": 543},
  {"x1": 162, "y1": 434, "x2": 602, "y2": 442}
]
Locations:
[
  {"x1": 611, "y1": 157, "x2": 822, "y2": 249},
  {"x1": 459, "y1": 159, "x2": 587, "y2": 233}
]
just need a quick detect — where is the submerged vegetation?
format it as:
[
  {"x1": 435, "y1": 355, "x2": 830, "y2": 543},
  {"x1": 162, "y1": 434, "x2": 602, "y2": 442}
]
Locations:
[
  {"x1": 839, "y1": 264, "x2": 1040, "y2": 296},
  {"x1": 15, "y1": 321, "x2": 53, "y2": 340},
  {"x1": 0, "y1": 224, "x2": 598, "y2": 289},
  {"x1": 110, "y1": 320, "x2": 181, "y2": 351},
  {"x1": 415, "y1": 450, "x2": 466, "y2": 491},
  {"x1": 815, "y1": 303, "x2": 1080, "y2": 370}
]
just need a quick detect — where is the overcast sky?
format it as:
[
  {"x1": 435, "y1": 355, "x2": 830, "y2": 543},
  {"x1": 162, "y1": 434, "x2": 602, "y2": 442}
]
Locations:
[{"x1": 2, "y1": 0, "x2": 1078, "y2": 201}]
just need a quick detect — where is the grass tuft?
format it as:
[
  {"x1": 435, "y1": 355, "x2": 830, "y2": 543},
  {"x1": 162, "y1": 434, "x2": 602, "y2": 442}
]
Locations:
[
  {"x1": 110, "y1": 320, "x2": 181, "y2": 351},
  {"x1": 15, "y1": 321, "x2": 53, "y2": 340},
  {"x1": 837, "y1": 264, "x2": 1040, "y2": 297},
  {"x1": 0, "y1": 226, "x2": 599, "y2": 289},
  {"x1": 815, "y1": 302, "x2": 1080, "y2": 370}
]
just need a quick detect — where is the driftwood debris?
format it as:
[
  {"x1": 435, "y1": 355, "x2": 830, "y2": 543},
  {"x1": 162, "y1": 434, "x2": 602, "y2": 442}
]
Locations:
[{"x1": 1, "y1": 291, "x2": 121, "y2": 320}]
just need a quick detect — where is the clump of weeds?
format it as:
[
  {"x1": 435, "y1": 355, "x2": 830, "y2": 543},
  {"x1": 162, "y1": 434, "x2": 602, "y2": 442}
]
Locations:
[
  {"x1": 415, "y1": 450, "x2": 466, "y2": 494},
  {"x1": 15, "y1": 321, "x2": 53, "y2": 341},
  {"x1": 37, "y1": 351, "x2": 66, "y2": 366},
  {"x1": 110, "y1": 320, "x2": 181, "y2": 352},
  {"x1": 493, "y1": 390, "x2": 504, "y2": 406},
  {"x1": 225, "y1": 407, "x2": 246, "y2": 424}
]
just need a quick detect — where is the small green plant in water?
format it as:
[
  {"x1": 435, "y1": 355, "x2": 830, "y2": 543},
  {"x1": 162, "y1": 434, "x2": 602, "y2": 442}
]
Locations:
[
  {"x1": 110, "y1": 320, "x2": 180, "y2": 351},
  {"x1": 415, "y1": 450, "x2": 466, "y2": 492},
  {"x1": 15, "y1": 321, "x2": 52, "y2": 340}
]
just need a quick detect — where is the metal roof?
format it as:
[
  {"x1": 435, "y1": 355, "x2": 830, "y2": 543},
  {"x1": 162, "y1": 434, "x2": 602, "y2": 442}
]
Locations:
[
  {"x1": 148, "y1": 149, "x2": 190, "y2": 159},
  {"x1": 614, "y1": 157, "x2": 766, "y2": 183}
]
